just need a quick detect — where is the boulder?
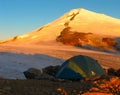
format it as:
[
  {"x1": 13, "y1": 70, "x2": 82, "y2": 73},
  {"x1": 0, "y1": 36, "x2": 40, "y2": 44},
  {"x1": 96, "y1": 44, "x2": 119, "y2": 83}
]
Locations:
[
  {"x1": 107, "y1": 68, "x2": 117, "y2": 76},
  {"x1": 23, "y1": 68, "x2": 42, "y2": 79},
  {"x1": 42, "y1": 65, "x2": 60, "y2": 76},
  {"x1": 117, "y1": 69, "x2": 120, "y2": 77}
]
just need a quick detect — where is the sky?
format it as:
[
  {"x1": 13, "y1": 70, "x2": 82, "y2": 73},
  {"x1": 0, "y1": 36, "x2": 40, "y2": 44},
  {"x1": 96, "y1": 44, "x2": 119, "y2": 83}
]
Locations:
[{"x1": 0, "y1": 0, "x2": 120, "y2": 40}]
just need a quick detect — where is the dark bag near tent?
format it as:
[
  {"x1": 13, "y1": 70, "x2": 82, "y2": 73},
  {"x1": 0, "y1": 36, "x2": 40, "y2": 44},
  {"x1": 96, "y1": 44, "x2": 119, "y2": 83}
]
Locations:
[{"x1": 55, "y1": 55, "x2": 106, "y2": 80}]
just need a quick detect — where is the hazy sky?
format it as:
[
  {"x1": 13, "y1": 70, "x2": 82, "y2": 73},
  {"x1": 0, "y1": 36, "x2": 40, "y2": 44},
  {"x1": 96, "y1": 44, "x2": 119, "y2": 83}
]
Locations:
[{"x1": 0, "y1": 0, "x2": 120, "y2": 40}]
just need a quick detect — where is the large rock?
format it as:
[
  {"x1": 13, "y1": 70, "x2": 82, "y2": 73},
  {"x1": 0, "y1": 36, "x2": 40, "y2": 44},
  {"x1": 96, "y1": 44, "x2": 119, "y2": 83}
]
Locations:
[
  {"x1": 117, "y1": 69, "x2": 120, "y2": 77},
  {"x1": 107, "y1": 68, "x2": 117, "y2": 76},
  {"x1": 42, "y1": 65, "x2": 60, "y2": 76},
  {"x1": 23, "y1": 68, "x2": 42, "y2": 79}
]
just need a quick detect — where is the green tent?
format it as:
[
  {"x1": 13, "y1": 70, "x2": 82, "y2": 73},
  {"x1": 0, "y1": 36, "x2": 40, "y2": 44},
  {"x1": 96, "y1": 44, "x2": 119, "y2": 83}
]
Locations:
[{"x1": 55, "y1": 55, "x2": 106, "y2": 80}]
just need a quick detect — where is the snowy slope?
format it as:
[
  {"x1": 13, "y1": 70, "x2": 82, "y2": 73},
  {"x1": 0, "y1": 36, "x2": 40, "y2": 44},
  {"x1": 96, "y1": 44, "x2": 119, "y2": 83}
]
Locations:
[{"x1": 0, "y1": 52, "x2": 64, "y2": 79}]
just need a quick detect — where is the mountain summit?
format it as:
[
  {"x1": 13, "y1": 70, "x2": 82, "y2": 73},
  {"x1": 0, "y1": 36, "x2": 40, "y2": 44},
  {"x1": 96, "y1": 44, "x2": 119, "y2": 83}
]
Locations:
[{"x1": 1, "y1": 8, "x2": 120, "y2": 47}]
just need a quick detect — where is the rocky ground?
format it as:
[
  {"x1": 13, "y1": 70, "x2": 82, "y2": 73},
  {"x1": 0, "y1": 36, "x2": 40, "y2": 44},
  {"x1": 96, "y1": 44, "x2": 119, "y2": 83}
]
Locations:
[{"x1": 0, "y1": 75, "x2": 119, "y2": 95}]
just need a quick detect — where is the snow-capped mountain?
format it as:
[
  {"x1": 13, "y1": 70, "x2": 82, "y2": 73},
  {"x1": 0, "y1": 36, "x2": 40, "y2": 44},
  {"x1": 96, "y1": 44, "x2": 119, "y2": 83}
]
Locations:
[{"x1": 1, "y1": 8, "x2": 120, "y2": 46}]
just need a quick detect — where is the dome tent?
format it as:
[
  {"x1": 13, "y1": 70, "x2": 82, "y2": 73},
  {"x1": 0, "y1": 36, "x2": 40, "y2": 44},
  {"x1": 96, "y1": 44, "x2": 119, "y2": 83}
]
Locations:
[{"x1": 55, "y1": 55, "x2": 106, "y2": 80}]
